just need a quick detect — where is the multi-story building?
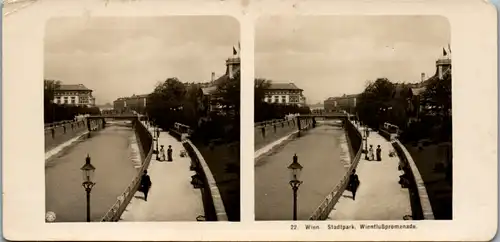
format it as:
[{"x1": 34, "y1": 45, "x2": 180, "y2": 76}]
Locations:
[
  {"x1": 324, "y1": 94, "x2": 358, "y2": 113},
  {"x1": 405, "y1": 47, "x2": 452, "y2": 124},
  {"x1": 309, "y1": 103, "x2": 325, "y2": 114},
  {"x1": 261, "y1": 82, "x2": 306, "y2": 107},
  {"x1": 113, "y1": 94, "x2": 149, "y2": 114},
  {"x1": 53, "y1": 84, "x2": 96, "y2": 107},
  {"x1": 202, "y1": 43, "x2": 241, "y2": 115}
]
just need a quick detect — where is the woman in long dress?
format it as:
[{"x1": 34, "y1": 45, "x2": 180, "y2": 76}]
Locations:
[
  {"x1": 368, "y1": 145, "x2": 374, "y2": 161},
  {"x1": 160, "y1": 145, "x2": 166, "y2": 161}
]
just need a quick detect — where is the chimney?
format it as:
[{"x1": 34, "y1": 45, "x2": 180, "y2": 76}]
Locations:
[
  {"x1": 211, "y1": 72, "x2": 215, "y2": 83},
  {"x1": 421, "y1": 73, "x2": 425, "y2": 82}
]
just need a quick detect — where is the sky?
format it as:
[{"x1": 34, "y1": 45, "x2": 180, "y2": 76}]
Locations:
[
  {"x1": 255, "y1": 15, "x2": 451, "y2": 104},
  {"x1": 44, "y1": 16, "x2": 239, "y2": 105}
]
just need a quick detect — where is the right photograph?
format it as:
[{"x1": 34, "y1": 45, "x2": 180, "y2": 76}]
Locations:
[{"x1": 254, "y1": 15, "x2": 452, "y2": 221}]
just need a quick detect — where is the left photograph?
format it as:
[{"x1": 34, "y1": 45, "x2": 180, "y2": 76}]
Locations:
[{"x1": 44, "y1": 16, "x2": 241, "y2": 222}]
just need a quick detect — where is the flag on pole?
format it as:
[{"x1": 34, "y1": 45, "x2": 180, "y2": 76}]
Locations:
[
  {"x1": 238, "y1": 41, "x2": 240, "y2": 51},
  {"x1": 448, "y1": 43, "x2": 451, "y2": 54},
  {"x1": 442, "y1": 48, "x2": 447, "y2": 56},
  {"x1": 233, "y1": 46, "x2": 237, "y2": 56}
]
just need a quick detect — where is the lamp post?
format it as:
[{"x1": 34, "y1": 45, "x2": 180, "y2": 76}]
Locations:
[
  {"x1": 80, "y1": 154, "x2": 96, "y2": 222},
  {"x1": 155, "y1": 126, "x2": 160, "y2": 160},
  {"x1": 364, "y1": 126, "x2": 369, "y2": 160},
  {"x1": 288, "y1": 154, "x2": 303, "y2": 221}
]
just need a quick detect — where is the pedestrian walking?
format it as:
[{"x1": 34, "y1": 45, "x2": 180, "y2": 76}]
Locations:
[
  {"x1": 167, "y1": 145, "x2": 173, "y2": 162},
  {"x1": 159, "y1": 145, "x2": 166, "y2": 161},
  {"x1": 368, "y1": 145, "x2": 374, "y2": 161},
  {"x1": 140, "y1": 170, "x2": 152, "y2": 201},
  {"x1": 156, "y1": 128, "x2": 160, "y2": 138},
  {"x1": 376, "y1": 145, "x2": 382, "y2": 161},
  {"x1": 348, "y1": 169, "x2": 360, "y2": 200}
]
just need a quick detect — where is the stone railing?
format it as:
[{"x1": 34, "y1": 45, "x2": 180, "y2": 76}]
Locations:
[
  {"x1": 254, "y1": 119, "x2": 285, "y2": 127},
  {"x1": 254, "y1": 118, "x2": 314, "y2": 150},
  {"x1": 309, "y1": 119, "x2": 363, "y2": 220},
  {"x1": 169, "y1": 122, "x2": 192, "y2": 141},
  {"x1": 44, "y1": 120, "x2": 75, "y2": 129},
  {"x1": 44, "y1": 119, "x2": 104, "y2": 152},
  {"x1": 392, "y1": 140, "x2": 435, "y2": 220},
  {"x1": 100, "y1": 118, "x2": 154, "y2": 222},
  {"x1": 183, "y1": 139, "x2": 228, "y2": 221}
]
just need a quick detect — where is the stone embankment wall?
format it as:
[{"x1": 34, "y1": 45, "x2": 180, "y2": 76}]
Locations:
[
  {"x1": 44, "y1": 119, "x2": 104, "y2": 152},
  {"x1": 254, "y1": 118, "x2": 313, "y2": 150}
]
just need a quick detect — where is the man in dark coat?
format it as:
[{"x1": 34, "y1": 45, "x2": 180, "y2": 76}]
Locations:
[
  {"x1": 167, "y1": 145, "x2": 173, "y2": 162},
  {"x1": 140, "y1": 170, "x2": 152, "y2": 201},
  {"x1": 348, "y1": 169, "x2": 360, "y2": 200}
]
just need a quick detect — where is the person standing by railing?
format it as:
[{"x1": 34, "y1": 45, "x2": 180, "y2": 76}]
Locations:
[
  {"x1": 348, "y1": 169, "x2": 360, "y2": 200},
  {"x1": 140, "y1": 170, "x2": 152, "y2": 201}
]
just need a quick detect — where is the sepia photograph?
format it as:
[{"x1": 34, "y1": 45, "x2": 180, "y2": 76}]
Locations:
[
  {"x1": 254, "y1": 15, "x2": 452, "y2": 221},
  {"x1": 43, "y1": 16, "x2": 241, "y2": 222}
]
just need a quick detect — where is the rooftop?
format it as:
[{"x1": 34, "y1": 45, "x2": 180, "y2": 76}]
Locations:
[
  {"x1": 57, "y1": 84, "x2": 92, "y2": 91},
  {"x1": 202, "y1": 66, "x2": 241, "y2": 95},
  {"x1": 266, "y1": 82, "x2": 303, "y2": 91},
  {"x1": 325, "y1": 94, "x2": 359, "y2": 101}
]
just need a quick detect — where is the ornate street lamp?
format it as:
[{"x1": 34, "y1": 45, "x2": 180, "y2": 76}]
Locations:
[
  {"x1": 288, "y1": 154, "x2": 303, "y2": 221},
  {"x1": 364, "y1": 126, "x2": 369, "y2": 160},
  {"x1": 81, "y1": 154, "x2": 96, "y2": 222},
  {"x1": 155, "y1": 126, "x2": 160, "y2": 160}
]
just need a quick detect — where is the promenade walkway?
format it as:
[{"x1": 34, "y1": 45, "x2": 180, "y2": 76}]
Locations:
[
  {"x1": 120, "y1": 123, "x2": 204, "y2": 221},
  {"x1": 327, "y1": 124, "x2": 411, "y2": 220}
]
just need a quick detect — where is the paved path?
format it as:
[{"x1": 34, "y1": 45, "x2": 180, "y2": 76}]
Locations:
[
  {"x1": 45, "y1": 124, "x2": 137, "y2": 222},
  {"x1": 120, "y1": 123, "x2": 204, "y2": 221},
  {"x1": 255, "y1": 124, "x2": 349, "y2": 220},
  {"x1": 327, "y1": 125, "x2": 412, "y2": 220}
]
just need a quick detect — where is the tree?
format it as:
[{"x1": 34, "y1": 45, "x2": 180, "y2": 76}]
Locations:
[
  {"x1": 421, "y1": 72, "x2": 452, "y2": 118},
  {"x1": 216, "y1": 71, "x2": 241, "y2": 118},
  {"x1": 254, "y1": 78, "x2": 271, "y2": 104},
  {"x1": 356, "y1": 78, "x2": 396, "y2": 128},
  {"x1": 214, "y1": 71, "x2": 240, "y2": 142},
  {"x1": 420, "y1": 72, "x2": 452, "y2": 141},
  {"x1": 146, "y1": 77, "x2": 188, "y2": 129},
  {"x1": 181, "y1": 83, "x2": 205, "y2": 127},
  {"x1": 44, "y1": 79, "x2": 61, "y2": 102}
]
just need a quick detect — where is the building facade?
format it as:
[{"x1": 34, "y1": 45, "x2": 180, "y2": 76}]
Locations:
[
  {"x1": 53, "y1": 84, "x2": 96, "y2": 107},
  {"x1": 113, "y1": 94, "x2": 149, "y2": 114},
  {"x1": 406, "y1": 47, "x2": 452, "y2": 124},
  {"x1": 324, "y1": 94, "x2": 358, "y2": 113},
  {"x1": 309, "y1": 103, "x2": 325, "y2": 114},
  {"x1": 262, "y1": 82, "x2": 306, "y2": 107},
  {"x1": 201, "y1": 43, "x2": 241, "y2": 115}
]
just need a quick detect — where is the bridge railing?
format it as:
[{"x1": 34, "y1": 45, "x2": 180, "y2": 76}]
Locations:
[
  {"x1": 309, "y1": 119, "x2": 363, "y2": 220},
  {"x1": 254, "y1": 119, "x2": 298, "y2": 150},
  {"x1": 99, "y1": 119, "x2": 154, "y2": 222},
  {"x1": 170, "y1": 122, "x2": 193, "y2": 141},
  {"x1": 44, "y1": 119, "x2": 105, "y2": 152},
  {"x1": 254, "y1": 119, "x2": 286, "y2": 127},
  {"x1": 44, "y1": 120, "x2": 75, "y2": 129}
]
